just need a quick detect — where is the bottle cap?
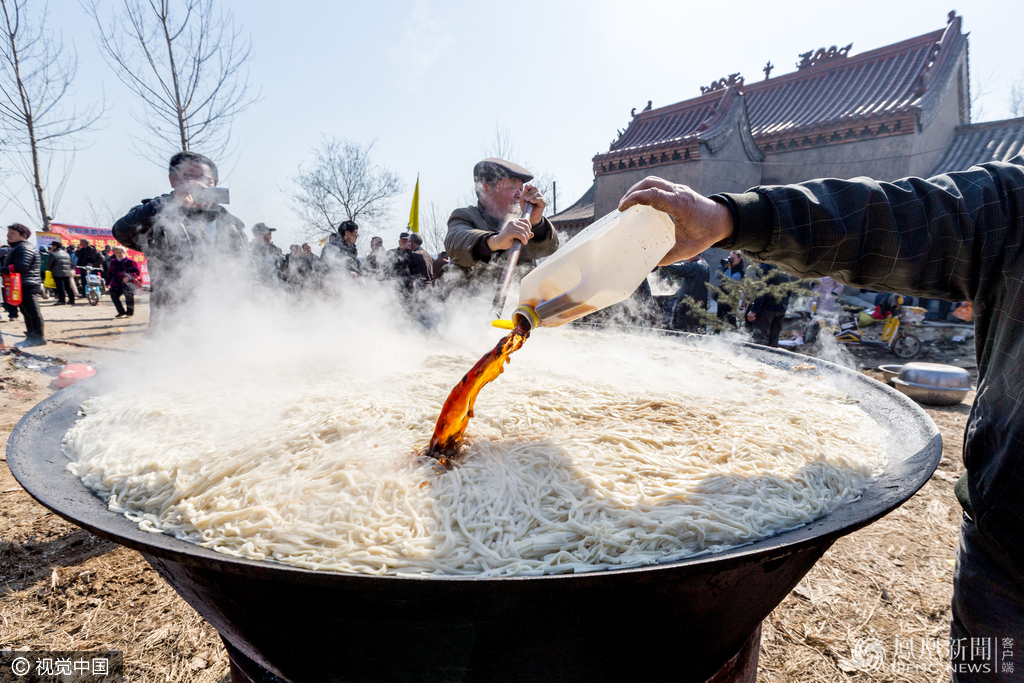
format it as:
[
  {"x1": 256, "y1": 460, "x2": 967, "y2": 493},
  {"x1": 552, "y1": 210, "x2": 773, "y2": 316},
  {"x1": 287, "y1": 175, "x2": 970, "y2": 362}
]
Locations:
[{"x1": 491, "y1": 319, "x2": 514, "y2": 329}]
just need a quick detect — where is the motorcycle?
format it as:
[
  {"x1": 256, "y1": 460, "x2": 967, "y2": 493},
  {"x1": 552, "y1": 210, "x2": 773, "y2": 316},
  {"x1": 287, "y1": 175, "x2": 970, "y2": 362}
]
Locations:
[{"x1": 83, "y1": 266, "x2": 104, "y2": 306}]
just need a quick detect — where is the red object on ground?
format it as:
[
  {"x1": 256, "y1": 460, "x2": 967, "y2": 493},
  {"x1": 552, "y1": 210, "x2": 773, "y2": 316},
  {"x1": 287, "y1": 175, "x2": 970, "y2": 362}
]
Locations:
[{"x1": 55, "y1": 364, "x2": 96, "y2": 389}]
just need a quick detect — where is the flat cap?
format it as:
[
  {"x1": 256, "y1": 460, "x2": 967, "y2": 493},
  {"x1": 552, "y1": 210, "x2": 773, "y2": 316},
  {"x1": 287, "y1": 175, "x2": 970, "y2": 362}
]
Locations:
[
  {"x1": 251, "y1": 222, "x2": 276, "y2": 235},
  {"x1": 473, "y1": 158, "x2": 533, "y2": 185}
]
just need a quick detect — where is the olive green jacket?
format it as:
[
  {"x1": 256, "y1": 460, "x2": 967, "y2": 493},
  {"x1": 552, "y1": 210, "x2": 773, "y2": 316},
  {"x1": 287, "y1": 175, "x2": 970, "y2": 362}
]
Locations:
[{"x1": 444, "y1": 205, "x2": 559, "y2": 284}]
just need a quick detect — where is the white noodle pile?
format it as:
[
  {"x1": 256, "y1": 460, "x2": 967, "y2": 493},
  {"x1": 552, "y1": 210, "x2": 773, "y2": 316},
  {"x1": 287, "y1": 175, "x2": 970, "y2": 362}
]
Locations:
[{"x1": 63, "y1": 331, "x2": 887, "y2": 576}]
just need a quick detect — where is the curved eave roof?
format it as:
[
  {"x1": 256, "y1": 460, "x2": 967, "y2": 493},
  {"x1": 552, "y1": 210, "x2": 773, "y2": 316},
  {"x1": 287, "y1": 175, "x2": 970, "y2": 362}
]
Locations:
[
  {"x1": 550, "y1": 182, "x2": 595, "y2": 225},
  {"x1": 601, "y1": 20, "x2": 964, "y2": 161},
  {"x1": 931, "y1": 118, "x2": 1024, "y2": 174}
]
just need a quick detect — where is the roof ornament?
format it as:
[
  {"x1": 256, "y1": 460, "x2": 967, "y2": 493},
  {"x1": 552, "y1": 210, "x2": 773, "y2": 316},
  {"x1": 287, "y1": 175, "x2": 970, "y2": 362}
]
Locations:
[
  {"x1": 947, "y1": 10, "x2": 956, "y2": 23},
  {"x1": 631, "y1": 102, "x2": 651, "y2": 117},
  {"x1": 797, "y1": 43, "x2": 853, "y2": 70},
  {"x1": 763, "y1": 61, "x2": 774, "y2": 80},
  {"x1": 700, "y1": 73, "x2": 744, "y2": 95}
]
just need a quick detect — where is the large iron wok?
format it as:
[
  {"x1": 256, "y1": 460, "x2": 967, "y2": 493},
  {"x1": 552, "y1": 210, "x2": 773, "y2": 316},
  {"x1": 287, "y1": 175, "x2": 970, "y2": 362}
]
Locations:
[{"x1": 7, "y1": 338, "x2": 941, "y2": 683}]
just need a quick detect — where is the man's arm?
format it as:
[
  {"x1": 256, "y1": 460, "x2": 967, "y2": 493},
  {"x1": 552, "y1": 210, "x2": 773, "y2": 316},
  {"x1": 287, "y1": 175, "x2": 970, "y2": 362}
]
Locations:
[
  {"x1": 445, "y1": 211, "x2": 493, "y2": 268},
  {"x1": 112, "y1": 196, "x2": 166, "y2": 252},
  {"x1": 620, "y1": 160, "x2": 1024, "y2": 302}
]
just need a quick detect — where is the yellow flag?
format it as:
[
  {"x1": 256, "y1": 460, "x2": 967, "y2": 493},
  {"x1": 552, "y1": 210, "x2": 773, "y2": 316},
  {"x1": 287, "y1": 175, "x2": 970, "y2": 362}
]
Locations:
[{"x1": 408, "y1": 175, "x2": 420, "y2": 233}]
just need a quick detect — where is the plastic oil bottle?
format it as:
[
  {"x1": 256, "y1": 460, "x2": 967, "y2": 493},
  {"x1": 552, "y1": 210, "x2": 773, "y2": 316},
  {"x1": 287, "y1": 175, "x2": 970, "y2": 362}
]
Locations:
[{"x1": 498, "y1": 205, "x2": 675, "y2": 331}]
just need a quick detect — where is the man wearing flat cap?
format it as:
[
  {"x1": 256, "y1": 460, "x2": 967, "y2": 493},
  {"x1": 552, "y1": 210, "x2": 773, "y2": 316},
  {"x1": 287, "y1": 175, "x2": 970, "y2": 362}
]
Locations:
[
  {"x1": 445, "y1": 158, "x2": 558, "y2": 286},
  {"x1": 251, "y1": 222, "x2": 283, "y2": 285}
]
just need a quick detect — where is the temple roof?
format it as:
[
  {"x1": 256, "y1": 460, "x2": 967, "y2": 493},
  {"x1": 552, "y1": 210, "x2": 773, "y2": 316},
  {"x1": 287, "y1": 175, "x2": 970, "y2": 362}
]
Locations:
[
  {"x1": 596, "y1": 14, "x2": 966, "y2": 170},
  {"x1": 931, "y1": 117, "x2": 1024, "y2": 174},
  {"x1": 550, "y1": 182, "x2": 595, "y2": 228}
]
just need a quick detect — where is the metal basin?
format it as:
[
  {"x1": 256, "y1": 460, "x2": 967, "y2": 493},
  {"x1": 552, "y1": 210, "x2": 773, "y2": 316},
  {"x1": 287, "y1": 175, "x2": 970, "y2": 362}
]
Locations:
[
  {"x1": 879, "y1": 364, "x2": 903, "y2": 385},
  {"x1": 892, "y1": 378, "x2": 971, "y2": 406},
  {"x1": 898, "y1": 362, "x2": 972, "y2": 389},
  {"x1": 7, "y1": 339, "x2": 941, "y2": 683}
]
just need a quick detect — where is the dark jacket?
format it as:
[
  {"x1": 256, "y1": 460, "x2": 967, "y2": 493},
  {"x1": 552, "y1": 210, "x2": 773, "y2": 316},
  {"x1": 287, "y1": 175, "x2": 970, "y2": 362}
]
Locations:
[
  {"x1": 76, "y1": 245, "x2": 104, "y2": 269},
  {"x1": 661, "y1": 258, "x2": 710, "y2": 308},
  {"x1": 4, "y1": 240, "x2": 41, "y2": 291},
  {"x1": 251, "y1": 241, "x2": 284, "y2": 284},
  {"x1": 49, "y1": 246, "x2": 74, "y2": 277},
  {"x1": 321, "y1": 235, "x2": 361, "y2": 275},
  {"x1": 105, "y1": 256, "x2": 141, "y2": 292},
  {"x1": 444, "y1": 205, "x2": 558, "y2": 284},
  {"x1": 714, "y1": 156, "x2": 1024, "y2": 571},
  {"x1": 748, "y1": 264, "x2": 793, "y2": 314},
  {"x1": 112, "y1": 193, "x2": 247, "y2": 290}
]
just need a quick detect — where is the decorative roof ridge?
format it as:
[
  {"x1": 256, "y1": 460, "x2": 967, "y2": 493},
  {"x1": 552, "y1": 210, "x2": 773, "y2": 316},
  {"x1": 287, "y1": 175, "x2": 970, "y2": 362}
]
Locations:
[{"x1": 621, "y1": 24, "x2": 948, "y2": 127}]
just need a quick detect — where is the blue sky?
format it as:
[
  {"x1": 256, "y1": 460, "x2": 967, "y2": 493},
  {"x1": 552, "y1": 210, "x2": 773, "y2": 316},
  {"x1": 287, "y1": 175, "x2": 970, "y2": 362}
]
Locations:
[{"x1": 4, "y1": 0, "x2": 1023, "y2": 252}]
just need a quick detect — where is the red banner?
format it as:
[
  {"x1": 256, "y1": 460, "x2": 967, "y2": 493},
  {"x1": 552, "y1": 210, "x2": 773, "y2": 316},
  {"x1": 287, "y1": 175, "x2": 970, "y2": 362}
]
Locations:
[{"x1": 45, "y1": 223, "x2": 150, "y2": 287}]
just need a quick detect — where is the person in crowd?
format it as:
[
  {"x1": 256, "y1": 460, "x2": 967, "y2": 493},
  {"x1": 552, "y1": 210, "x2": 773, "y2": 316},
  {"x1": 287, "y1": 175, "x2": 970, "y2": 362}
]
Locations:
[
  {"x1": 76, "y1": 239, "x2": 104, "y2": 295},
  {"x1": 618, "y1": 159, "x2": 1024, "y2": 676},
  {"x1": 365, "y1": 236, "x2": 386, "y2": 273},
  {"x1": 660, "y1": 255, "x2": 709, "y2": 332},
  {"x1": 745, "y1": 263, "x2": 793, "y2": 347},
  {"x1": 283, "y1": 244, "x2": 312, "y2": 290},
  {"x1": 251, "y1": 223, "x2": 284, "y2": 285},
  {"x1": 444, "y1": 158, "x2": 558, "y2": 287},
  {"x1": 321, "y1": 220, "x2": 361, "y2": 277},
  {"x1": 4, "y1": 223, "x2": 44, "y2": 347},
  {"x1": 48, "y1": 241, "x2": 76, "y2": 306},
  {"x1": 432, "y1": 251, "x2": 451, "y2": 281},
  {"x1": 0, "y1": 243, "x2": 14, "y2": 321},
  {"x1": 406, "y1": 233, "x2": 433, "y2": 287},
  {"x1": 112, "y1": 151, "x2": 247, "y2": 324},
  {"x1": 715, "y1": 250, "x2": 745, "y2": 324},
  {"x1": 105, "y1": 246, "x2": 140, "y2": 318}
]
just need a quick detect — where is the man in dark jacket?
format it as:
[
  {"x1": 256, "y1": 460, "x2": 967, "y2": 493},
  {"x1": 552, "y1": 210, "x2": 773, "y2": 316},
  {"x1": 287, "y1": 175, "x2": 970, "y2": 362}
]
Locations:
[
  {"x1": 746, "y1": 263, "x2": 794, "y2": 347},
  {"x1": 619, "y1": 159, "x2": 1024, "y2": 679},
  {"x1": 75, "y1": 239, "x2": 104, "y2": 296},
  {"x1": 250, "y1": 223, "x2": 284, "y2": 285},
  {"x1": 4, "y1": 223, "x2": 44, "y2": 347},
  {"x1": 660, "y1": 255, "x2": 709, "y2": 332},
  {"x1": 444, "y1": 158, "x2": 558, "y2": 289},
  {"x1": 48, "y1": 241, "x2": 76, "y2": 305},
  {"x1": 105, "y1": 246, "x2": 141, "y2": 318},
  {"x1": 407, "y1": 233, "x2": 433, "y2": 288},
  {"x1": 112, "y1": 152, "x2": 247, "y2": 324},
  {"x1": 320, "y1": 221, "x2": 361, "y2": 277}
]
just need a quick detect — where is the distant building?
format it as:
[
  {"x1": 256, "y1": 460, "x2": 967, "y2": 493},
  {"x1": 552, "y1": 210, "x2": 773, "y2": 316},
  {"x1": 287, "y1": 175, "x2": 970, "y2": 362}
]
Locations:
[{"x1": 552, "y1": 12, "x2": 1024, "y2": 242}]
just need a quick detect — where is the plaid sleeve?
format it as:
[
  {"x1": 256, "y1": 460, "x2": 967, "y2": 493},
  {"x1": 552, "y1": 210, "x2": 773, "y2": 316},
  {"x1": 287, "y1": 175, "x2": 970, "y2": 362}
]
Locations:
[{"x1": 720, "y1": 158, "x2": 1024, "y2": 302}]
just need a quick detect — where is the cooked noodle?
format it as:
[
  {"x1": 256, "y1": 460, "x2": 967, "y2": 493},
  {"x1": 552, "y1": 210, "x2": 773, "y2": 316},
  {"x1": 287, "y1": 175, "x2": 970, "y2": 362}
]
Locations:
[{"x1": 63, "y1": 331, "x2": 886, "y2": 576}]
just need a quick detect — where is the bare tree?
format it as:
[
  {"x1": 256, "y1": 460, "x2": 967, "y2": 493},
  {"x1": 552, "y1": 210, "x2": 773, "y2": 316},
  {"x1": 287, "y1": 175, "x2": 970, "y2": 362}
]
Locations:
[
  {"x1": 290, "y1": 137, "x2": 405, "y2": 238},
  {"x1": 0, "y1": 0, "x2": 105, "y2": 230},
  {"x1": 85, "y1": 0, "x2": 258, "y2": 161},
  {"x1": 481, "y1": 121, "x2": 557, "y2": 217},
  {"x1": 420, "y1": 200, "x2": 450, "y2": 255},
  {"x1": 970, "y1": 68, "x2": 995, "y2": 123},
  {"x1": 1009, "y1": 71, "x2": 1024, "y2": 118}
]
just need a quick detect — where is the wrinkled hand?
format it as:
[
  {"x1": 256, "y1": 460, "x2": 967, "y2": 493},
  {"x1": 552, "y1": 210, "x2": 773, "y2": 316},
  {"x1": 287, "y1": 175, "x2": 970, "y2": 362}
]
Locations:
[
  {"x1": 172, "y1": 180, "x2": 211, "y2": 208},
  {"x1": 521, "y1": 184, "x2": 546, "y2": 227},
  {"x1": 487, "y1": 217, "x2": 533, "y2": 252},
  {"x1": 618, "y1": 176, "x2": 734, "y2": 266}
]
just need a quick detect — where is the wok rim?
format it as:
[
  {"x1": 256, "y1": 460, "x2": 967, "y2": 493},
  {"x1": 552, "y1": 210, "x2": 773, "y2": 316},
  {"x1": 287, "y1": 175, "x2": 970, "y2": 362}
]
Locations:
[{"x1": 7, "y1": 335, "x2": 943, "y2": 585}]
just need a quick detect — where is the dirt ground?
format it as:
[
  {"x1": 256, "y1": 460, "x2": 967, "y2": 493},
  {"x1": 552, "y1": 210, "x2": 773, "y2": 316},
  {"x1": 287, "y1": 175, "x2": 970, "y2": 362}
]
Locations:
[{"x1": 0, "y1": 303, "x2": 977, "y2": 682}]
